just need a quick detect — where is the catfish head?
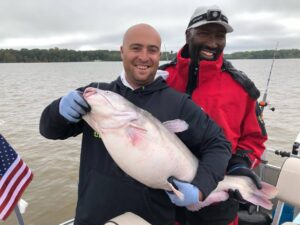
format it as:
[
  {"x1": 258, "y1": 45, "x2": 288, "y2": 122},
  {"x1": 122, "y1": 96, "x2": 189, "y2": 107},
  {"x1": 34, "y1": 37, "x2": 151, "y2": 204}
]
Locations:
[{"x1": 83, "y1": 87, "x2": 139, "y2": 131}]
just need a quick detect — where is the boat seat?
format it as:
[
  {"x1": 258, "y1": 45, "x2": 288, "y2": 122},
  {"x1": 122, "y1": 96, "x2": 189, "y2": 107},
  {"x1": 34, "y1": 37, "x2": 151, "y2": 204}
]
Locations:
[{"x1": 271, "y1": 157, "x2": 300, "y2": 225}]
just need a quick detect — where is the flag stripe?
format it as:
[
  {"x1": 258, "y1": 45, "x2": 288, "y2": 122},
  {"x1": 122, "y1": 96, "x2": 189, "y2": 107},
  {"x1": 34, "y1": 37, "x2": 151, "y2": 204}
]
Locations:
[
  {"x1": 0, "y1": 162, "x2": 28, "y2": 208},
  {"x1": 0, "y1": 159, "x2": 26, "y2": 203},
  {"x1": 0, "y1": 134, "x2": 33, "y2": 220},
  {"x1": 0, "y1": 157, "x2": 23, "y2": 195},
  {"x1": 0, "y1": 156, "x2": 21, "y2": 190},
  {"x1": 0, "y1": 168, "x2": 33, "y2": 220}
]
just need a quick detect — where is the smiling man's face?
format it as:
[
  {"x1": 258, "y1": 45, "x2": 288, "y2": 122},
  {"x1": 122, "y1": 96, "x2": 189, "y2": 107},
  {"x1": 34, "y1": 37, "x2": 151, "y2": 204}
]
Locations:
[
  {"x1": 186, "y1": 23, "x2": 226, "y2": 61},
  {"x1": 121, "y1": 24, "x2": 161, "y2": 89}
]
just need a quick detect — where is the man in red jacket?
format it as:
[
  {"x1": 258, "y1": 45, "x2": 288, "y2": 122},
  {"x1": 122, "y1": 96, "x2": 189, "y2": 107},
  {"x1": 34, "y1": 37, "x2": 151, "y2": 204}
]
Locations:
[{"x1": 161, "y1": 5, "x2": 268, "y2": 225}]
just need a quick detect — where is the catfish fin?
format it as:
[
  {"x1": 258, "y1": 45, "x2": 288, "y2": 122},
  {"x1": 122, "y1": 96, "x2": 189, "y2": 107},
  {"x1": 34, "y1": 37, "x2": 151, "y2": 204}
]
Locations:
[
  {"x1": 260, "y1": 181, "x2": 278, "y2": 198},
  {"x1": 163, "y1": 119, "x2": 189, "y2": 133},
  {"x1": 126, "y1": 124, "x2": 147, "y2": 146},
  {"x1": 186, "y1": 191, "x2": 229, "y2": 211},
  {"x1": 243, "y1": 182, "x2": 277, "y2": 210},
  {"x1": 201, "y1": 191, "x2": 230, "y2": 207},
  {"x1": 244, "y1": 192, "x2": 274, "y2": 210},
  {"x1": 167, "y1": 181, "x2": 184, "y2": 200}
]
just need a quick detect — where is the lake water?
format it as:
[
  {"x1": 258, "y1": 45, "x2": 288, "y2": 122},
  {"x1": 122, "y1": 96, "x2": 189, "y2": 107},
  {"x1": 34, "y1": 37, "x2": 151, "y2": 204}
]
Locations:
[{"x1": 0, "y1": 59, "x2": 299, "y2": 225}]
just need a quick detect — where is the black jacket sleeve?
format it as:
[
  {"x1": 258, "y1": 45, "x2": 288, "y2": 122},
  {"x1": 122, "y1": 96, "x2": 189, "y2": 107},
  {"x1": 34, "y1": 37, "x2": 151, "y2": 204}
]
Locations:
[
  {"x1": 178, "y1": 97, "x2": 231, "y2": 198},
  {"x1": 39, "y1": 82, "x2": 111, "y2": 140},
  {"x1": 39, "y1": 97, "x2": 84, "y2": 140}
]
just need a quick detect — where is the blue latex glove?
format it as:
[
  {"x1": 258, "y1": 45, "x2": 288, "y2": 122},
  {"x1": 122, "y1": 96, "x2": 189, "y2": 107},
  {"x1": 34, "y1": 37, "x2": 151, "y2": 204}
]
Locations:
[
  {"x1": 59, "y1": 90, "x2": 90, "y2": 123},
  {"x1": 166, "y1": 177, "x2": 200, "y2": 207}
]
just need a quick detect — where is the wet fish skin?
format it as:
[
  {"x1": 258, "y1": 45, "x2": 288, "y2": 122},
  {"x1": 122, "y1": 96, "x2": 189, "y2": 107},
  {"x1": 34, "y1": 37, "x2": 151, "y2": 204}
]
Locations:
[
  {"x1": 82, "y1": 87, "x2": 199, "y2": 191},
  {"x1": 187, "y1": 175, "x2": 277, "y2": 211},
  {"x1": 82, "y1": 87, "x2": 278, "y2": 210}
]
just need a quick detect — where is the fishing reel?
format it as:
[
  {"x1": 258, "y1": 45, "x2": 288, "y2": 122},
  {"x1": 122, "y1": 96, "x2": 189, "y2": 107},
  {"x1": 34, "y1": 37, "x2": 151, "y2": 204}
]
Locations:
[
  {"x1": 292, "y1": 132, "x2": 300, "y2": 155},
  {"x1": 270, "y1": 132, "x2": 300, "y2": 157},
  {"x1": 258, "y1": 101, "x2": 275, "y2": 112}
]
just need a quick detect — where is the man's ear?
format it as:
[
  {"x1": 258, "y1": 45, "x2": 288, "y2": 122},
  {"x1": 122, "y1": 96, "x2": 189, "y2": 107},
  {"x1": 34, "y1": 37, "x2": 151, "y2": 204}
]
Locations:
[
  {"x1": 120, "y1": 46, "x2": 124, "y2": 60},
  {"x1": 185, "y1": 29, "x2": 190, "y2": 43}
]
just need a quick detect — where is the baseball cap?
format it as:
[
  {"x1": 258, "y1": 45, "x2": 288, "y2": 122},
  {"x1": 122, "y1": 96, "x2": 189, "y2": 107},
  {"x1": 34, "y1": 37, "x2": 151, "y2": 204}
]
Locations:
[{"x1": 187, "y1": 5, "x2": 233, "y2": 33}]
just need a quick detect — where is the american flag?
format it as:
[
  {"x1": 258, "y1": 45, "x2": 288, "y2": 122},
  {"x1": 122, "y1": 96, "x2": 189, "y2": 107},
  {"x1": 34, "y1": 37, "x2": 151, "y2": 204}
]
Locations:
[{"x1": 0, "y1": 134, "x2": 33, "y2": 220}]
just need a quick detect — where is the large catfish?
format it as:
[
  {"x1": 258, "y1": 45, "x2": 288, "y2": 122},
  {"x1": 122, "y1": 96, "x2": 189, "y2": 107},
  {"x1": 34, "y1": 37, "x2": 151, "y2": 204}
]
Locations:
[{"x1": 82, "y1": 87, "x2": 277, "y2": 210}]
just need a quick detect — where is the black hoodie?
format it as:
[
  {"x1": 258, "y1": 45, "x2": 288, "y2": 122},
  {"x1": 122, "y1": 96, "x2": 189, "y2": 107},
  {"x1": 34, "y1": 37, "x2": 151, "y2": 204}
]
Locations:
[{"x1": 39, "y1": 76, "x2": 231, "y2": 225}]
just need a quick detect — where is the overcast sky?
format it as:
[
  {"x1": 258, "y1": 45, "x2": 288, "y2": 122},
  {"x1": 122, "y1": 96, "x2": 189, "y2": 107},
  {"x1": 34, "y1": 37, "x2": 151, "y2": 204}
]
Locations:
[{"x1": 1, "y1": 0, "x2": 299, "y2": 53}]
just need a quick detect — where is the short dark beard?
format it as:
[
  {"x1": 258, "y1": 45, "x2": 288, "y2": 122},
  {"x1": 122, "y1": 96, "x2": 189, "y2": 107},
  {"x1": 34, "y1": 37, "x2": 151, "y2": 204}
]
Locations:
[
  {"x1": 189, "y1": 44, "x2": 223, "y2": 61},
  {"x1": 188, "y1": 44, "x2": 201, "y2": 64}
]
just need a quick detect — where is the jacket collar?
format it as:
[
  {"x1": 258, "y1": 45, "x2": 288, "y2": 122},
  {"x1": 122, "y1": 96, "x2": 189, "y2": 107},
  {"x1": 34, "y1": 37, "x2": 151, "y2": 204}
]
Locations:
[
  {"x1": 120, "y1": 69, "x2": 169, "y2": 90},
  {"x1": 116, "y1": 73, "x2": 169, "y2": 96}
]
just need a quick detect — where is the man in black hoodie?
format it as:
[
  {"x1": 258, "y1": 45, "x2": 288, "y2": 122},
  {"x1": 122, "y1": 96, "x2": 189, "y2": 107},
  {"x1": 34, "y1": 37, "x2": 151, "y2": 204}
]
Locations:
[{"x1": 39, "y1": 23, "x2": 231, "y2": 225}]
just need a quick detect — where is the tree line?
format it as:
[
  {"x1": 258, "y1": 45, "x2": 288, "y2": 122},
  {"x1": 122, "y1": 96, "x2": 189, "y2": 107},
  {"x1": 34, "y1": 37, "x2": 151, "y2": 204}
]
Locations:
[
  {"x1": 224, "y1": 49, "x2": 300, "y2": 59},
  {"x1": 0, "y1": 48, "x2": 176, "y2": 63},
  {"x1": 0, "y1": 48, "x2": 299, "y2": 63}
]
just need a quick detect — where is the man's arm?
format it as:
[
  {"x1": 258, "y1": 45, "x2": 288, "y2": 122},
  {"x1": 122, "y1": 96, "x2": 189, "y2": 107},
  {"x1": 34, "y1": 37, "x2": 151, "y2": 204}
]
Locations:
[
  {"x1": 224, "y1": 98, "x2": 267, "y2": 203},
  {"x1": 223, "y1": 59, "x2": 268, "y2": 168},
  {"x1": 165, "y1": 97, "x2": 231, "y2": 207},
  {"x1": 39, "y1": 97, "x2": 85, "y2": 140},
  {"x1": 180, "y1": 97, "x2": 232, "y2": 198},
  {"x1": 235, "y1": 98, "x2": 268, "y2": 168}
]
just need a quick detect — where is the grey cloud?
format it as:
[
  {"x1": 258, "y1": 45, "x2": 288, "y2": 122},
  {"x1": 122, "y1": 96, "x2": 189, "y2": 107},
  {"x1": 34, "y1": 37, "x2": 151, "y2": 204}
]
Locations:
[{"x1": 0, "y1": 0, "x2": 299, "y2": 52}]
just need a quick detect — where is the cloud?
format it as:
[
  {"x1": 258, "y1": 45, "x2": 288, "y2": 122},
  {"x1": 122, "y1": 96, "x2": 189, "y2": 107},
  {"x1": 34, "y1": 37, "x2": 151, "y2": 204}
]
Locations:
[{"x1": 0, "y1": 0, "x2": 299, "y2": 52}]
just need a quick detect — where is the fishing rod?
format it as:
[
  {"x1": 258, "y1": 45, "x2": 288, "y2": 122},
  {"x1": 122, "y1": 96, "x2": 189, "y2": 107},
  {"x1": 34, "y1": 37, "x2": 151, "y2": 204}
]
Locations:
[
  {"x1": 259, "y1": 42, "x2": 279, "y2": 113},
  {"x1": 258, "y1": 43, "x2": 278, "y2": 186}
]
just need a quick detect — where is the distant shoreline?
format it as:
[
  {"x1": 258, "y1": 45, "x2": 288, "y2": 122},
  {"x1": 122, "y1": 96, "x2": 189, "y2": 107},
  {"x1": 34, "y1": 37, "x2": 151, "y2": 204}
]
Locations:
[{"x1": 0, "y1": 48, "x2": 299, "y2": 63}]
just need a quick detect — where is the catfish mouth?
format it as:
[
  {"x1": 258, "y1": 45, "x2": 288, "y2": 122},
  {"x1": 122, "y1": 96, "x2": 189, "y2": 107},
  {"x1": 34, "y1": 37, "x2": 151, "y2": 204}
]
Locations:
[
  {"x1": 83, "y1": 87, "x2": 115, "y2": 109},
  {"x1": 83, "y1": 87, "x2": 97, "y2": 98}
]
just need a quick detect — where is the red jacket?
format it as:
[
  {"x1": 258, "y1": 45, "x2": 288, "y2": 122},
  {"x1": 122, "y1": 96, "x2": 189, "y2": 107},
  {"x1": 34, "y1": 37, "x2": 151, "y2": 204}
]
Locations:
[{"x1": 164, "y1": 46, "x2": 267, "y2": 168}]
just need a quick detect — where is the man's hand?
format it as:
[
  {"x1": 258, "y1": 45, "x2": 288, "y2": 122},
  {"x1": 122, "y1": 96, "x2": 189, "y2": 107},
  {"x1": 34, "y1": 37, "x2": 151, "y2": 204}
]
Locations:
[
  {"x1": 227, "y1": 164, "x2": 262, "y2": 203},
  {"x1": 227, "y1": 164, "x2": 262, "y2": 189},
  {"x1": 59, "y1": 90, "x2": 90, "y2": 123},
  {"x1": 166, "y1": 177, "x2": 200, "y2": 207}
]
